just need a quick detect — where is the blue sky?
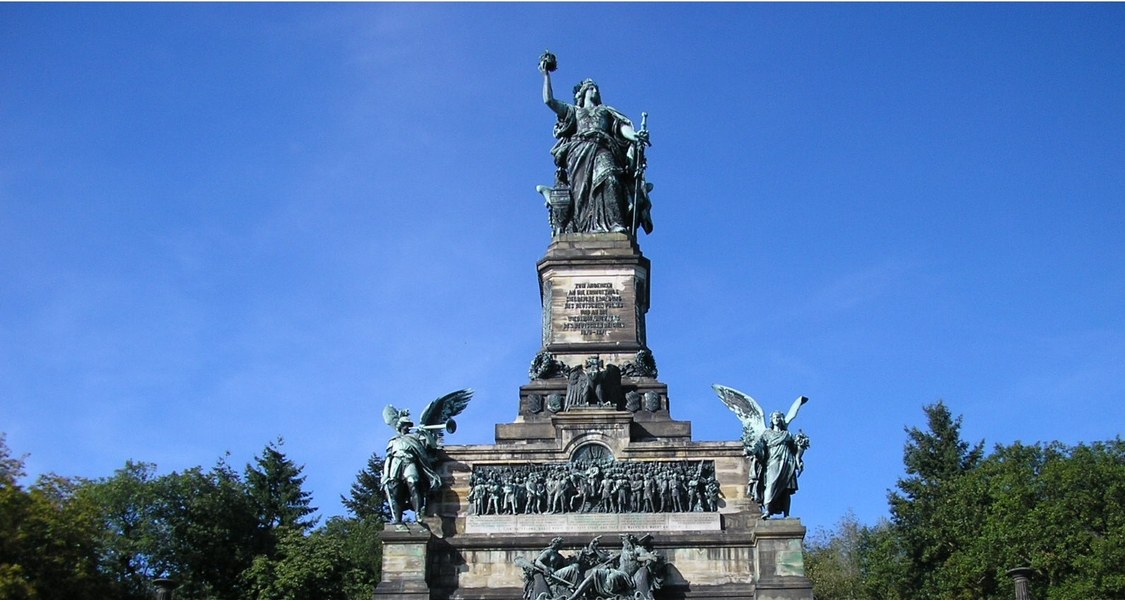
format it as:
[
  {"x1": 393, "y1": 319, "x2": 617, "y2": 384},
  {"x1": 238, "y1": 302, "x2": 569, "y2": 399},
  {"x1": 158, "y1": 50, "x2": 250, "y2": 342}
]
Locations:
[{"x1": 2, "y1": 4, "x2": 1123, "y2": 534}]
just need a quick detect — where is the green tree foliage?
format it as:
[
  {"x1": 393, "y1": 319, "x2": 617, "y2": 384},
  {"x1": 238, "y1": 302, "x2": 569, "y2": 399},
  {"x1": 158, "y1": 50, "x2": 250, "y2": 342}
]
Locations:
[
  {"x1": 0, "y1": 437, "x2": 41, "y2": 600},
  {"x1": 80, "y1": 460, "x2": 165, "y2": 599},
  {"x1": 152, "y1": 460, "x2": 260, "y2": 600},
  {"x1": 804, "y1": 511, "x2": 866, "y2": 600},
  {"x1": 806, "y1": 404, "x2": 1125, "y2": 600},
  {"x1": 341, "y1": 452, "x2": 390, "y2": 523},
  {"x1": 320, "y1": 516, "x2": 383, "y2": 597},
  {"x1": 1036, "y1": 440, "x2": 1125, "y2": 598},
  {"x1": 241, "y1": 517, "x2": 382, "y2": 600},
  {"x1": 0, "y1": 435, "x2": 116, "y2": 600},
  {"x1": 0, "y1": 434, "x2": 384, "y2": 600},
  {"x1": 926, "y1": 439, "x2": 1125, "y2": 600},
  {"x1": 886, "y1": 401, "x2": 983, "y2": 599},
  {"x1": 853, "y1": 521, "x2": 907, "y2": 600},
  {"x1": 245, "y1": 438, "x2": 318, "y2": 553},
  {"x1": 75, "y1": 457, "x2": 262, "y2": 600},
  {"x1": 804, "y1": 513, "x2": 906, "y2": 600}
]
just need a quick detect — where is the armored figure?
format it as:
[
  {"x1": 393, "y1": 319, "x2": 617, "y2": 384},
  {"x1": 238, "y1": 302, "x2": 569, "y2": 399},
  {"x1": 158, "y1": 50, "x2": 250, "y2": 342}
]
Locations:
[
  {"x1": 381, "y1": 389, "x2": 472, "y2": 524},
  {"x1": 668, "y1": 469, "x2": 684, "y2": 512},
  {"x1": 487, "y1": 478, "x2": 503, "y2": 515},
  {"x1": 468, "y1": 477, "x2": 486, "y2": 515},
  {"x1": 642, "y1": 469, "x2": 656, "y2": 513},
  {"x1": 525, "y1": 475, "x2": 543, "y2": 514},
  {"x1": 382, "y1": 411, "x2": 441, "y2": 524},
  {"x1": 503, "y1": 479, "x2": 519, "y2": 515},
  {"x1": 516, "y1": 536, "x2": 577, "y2": 600},
  {"x1": 705, "y1": 477, "x2": 722, "y2": 512}
]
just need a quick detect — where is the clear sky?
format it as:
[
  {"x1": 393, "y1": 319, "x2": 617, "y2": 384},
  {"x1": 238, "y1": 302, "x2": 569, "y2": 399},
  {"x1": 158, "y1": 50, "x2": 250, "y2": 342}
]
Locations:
[{"x1": 2, "y1": 4, "x2": 1123, "y2": 534}]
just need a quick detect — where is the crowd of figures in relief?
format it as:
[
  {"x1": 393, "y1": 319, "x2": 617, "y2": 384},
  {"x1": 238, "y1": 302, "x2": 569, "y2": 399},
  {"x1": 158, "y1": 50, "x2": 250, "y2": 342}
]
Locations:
[{"x1": 469, "y1": 460, "x2": 720, "y2": 515}]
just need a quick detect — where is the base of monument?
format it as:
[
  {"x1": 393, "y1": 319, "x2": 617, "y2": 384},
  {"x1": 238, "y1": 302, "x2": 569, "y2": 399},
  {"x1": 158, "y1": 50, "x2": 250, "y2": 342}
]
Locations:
[
  {"x1": 374, "y1": 523, "x2": 433, "y2": 600},
  {"x1": 431, "y1": 584, "x2": 760, "y2": 600},
  {"x1": 430, "y1": 582, "x2": 804, "y2": 600},
  {"x1": 409, "y1": 519, "x2": 811, "y2": 600}
]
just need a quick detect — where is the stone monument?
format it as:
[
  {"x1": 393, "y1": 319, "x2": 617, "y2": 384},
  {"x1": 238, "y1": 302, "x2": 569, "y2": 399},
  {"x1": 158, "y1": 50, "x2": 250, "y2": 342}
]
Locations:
[{"x1": 374, "y1": 53, "x2": 813, "y2": 600}]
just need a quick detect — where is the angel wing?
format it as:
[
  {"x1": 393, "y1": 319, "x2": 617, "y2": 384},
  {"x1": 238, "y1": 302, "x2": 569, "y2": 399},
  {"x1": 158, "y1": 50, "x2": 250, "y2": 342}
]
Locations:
[
  {"x1": 785, "y1": 396, "x2": 809, "y2": 426},
  {"x1": 382, "y1": 405, "x2": 403, "y2": 429},
  {"x1": 419, "y1": 388, "x2": 474, "y2": 428},
  {"x1": 712, "y1": 384, "x2": 767, "y2": 441}
]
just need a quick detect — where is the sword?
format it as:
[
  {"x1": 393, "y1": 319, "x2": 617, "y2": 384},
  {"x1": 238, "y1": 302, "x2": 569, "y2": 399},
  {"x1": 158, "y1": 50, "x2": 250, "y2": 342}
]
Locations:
[{"x1": 630, "y1": 112, "x2": 649, "y2": 237}]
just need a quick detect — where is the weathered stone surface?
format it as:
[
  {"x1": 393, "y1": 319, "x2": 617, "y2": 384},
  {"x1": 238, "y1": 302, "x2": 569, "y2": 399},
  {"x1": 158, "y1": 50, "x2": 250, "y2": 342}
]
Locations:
[
  {"x1": 505, "y1": 385, "x2": 689, "y2": 443},
  {"x1": 752, "y1": 519, "x2": 815, "y2": 599},
  {"x1": 466, "y1": 512, "x2": 720, "y2": 534},
  {"x1": 538, "y1": 233, "x2": 650, "y2": 358},
  {"x1": 375, "y1": 523, "x2": 433, "y2": 599},
  {"x1": 427, "y1": 427, "x2": 812, "y2": 598},
  {"x1": 377, "y1": 210, "x2": 812, "y2": 599}
]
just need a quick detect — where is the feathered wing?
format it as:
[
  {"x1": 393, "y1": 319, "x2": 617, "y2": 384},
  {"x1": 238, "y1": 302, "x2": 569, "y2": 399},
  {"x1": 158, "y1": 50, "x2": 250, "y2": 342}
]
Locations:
[
  {"x1": 382, "y1": 405, "x2": 401, "y2": 429},
  {"x1": 712, "y1": 384, "x2": 766, "y2": 441},
  {"x1": 419, "y1": 388, "x2": 474, "y2": 427},
  {"x1": 785, "y1": 395, "x2": 809, "y2": 426}
]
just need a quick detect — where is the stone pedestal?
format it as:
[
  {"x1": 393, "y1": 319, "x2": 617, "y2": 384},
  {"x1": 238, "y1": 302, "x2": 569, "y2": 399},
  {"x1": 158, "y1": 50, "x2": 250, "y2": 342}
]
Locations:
[
  {"x1": 511, "y1": 234, "x2": 691, "y2": 443},
  {"x1": 375, "y1": 523, "x2": 433, "y2": 600},
  {"x1": 538, "y1": 232, "x2": 650, "y2": 362},
  {"x1": 384, "y1": 234, "x2": 813, "y2": 599},
  {"x1": 423, "y1": 407, "x2": 813, "y2": 598},
  {"x1": 753, "y1": 520, "x2": 814, "y2": 600}
]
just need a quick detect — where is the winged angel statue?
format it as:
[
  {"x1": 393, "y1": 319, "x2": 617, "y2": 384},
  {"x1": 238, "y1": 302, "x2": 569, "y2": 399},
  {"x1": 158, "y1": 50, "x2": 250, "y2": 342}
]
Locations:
[
  {"x1": 713, "y1": 385, "x2": 811, "y2": 518},
  {"x1": 382, "y1": 389, "x2": 473, "y2": 524}
]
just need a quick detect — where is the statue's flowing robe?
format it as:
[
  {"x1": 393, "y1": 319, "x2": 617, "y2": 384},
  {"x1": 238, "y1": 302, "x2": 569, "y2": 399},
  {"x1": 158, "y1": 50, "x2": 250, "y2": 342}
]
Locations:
[
  {"x1": 552, "y1": 104, "x2": 634, "y2": 234},
  {"x1": 584, "y1": 565, "x2": 635, "y2": 597},
  {"x1": 757, "y1": 428, "x2": 800, "y2": 515}
]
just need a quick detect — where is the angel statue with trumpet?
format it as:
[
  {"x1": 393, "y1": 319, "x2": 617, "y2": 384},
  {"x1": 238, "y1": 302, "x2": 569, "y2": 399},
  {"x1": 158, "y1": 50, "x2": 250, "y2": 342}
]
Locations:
[
  {"x1": 382, "y1": 389, "x2": 473, "y2": 524},
  {"x1": 713, "y1": 385, "x2": 811, "y2": 519}
]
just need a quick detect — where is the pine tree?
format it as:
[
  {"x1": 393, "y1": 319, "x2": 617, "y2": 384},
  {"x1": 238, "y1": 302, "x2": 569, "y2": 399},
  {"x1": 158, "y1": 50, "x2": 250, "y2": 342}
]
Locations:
[
  {"x1": 245, "y1": 438, "x2": 317, "y2": 557},
  {"x1": 341, "y1": 452, "x2": 390, "y2": 523},
  {"x1": 887, "y1": 401, "x2": 983, "y2": 599}
]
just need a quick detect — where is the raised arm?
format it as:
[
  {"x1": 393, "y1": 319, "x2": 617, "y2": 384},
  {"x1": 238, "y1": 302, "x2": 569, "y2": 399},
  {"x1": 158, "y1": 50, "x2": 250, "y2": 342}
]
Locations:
[{"x1": 540, "y1": 65, "x2": 568, "y2": 119}]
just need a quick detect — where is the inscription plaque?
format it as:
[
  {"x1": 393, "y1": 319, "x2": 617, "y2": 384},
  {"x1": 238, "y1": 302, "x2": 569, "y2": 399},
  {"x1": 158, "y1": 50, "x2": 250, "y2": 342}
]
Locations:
[
  {"x1": 548, "y1": 275, "x2": 640, "y2": 346},
  {"x1": 562, "y1": 282, "x2": 627, "y2": 336},
  {"x1": 466, "y1": 512, "x2": 721, "y2": 534}
]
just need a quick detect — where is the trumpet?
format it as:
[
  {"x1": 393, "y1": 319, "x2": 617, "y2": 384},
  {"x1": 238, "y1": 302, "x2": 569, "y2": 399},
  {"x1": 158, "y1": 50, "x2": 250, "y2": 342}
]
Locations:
[{"x1": 416, "y1": 419, "x2": 458, "y2": 434}]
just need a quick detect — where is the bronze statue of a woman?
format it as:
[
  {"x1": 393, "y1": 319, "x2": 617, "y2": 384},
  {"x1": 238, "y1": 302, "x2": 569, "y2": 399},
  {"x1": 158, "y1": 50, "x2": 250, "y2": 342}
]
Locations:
[{"x1": 537, "y1": 51, "x2": 651, "y2": 237}]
